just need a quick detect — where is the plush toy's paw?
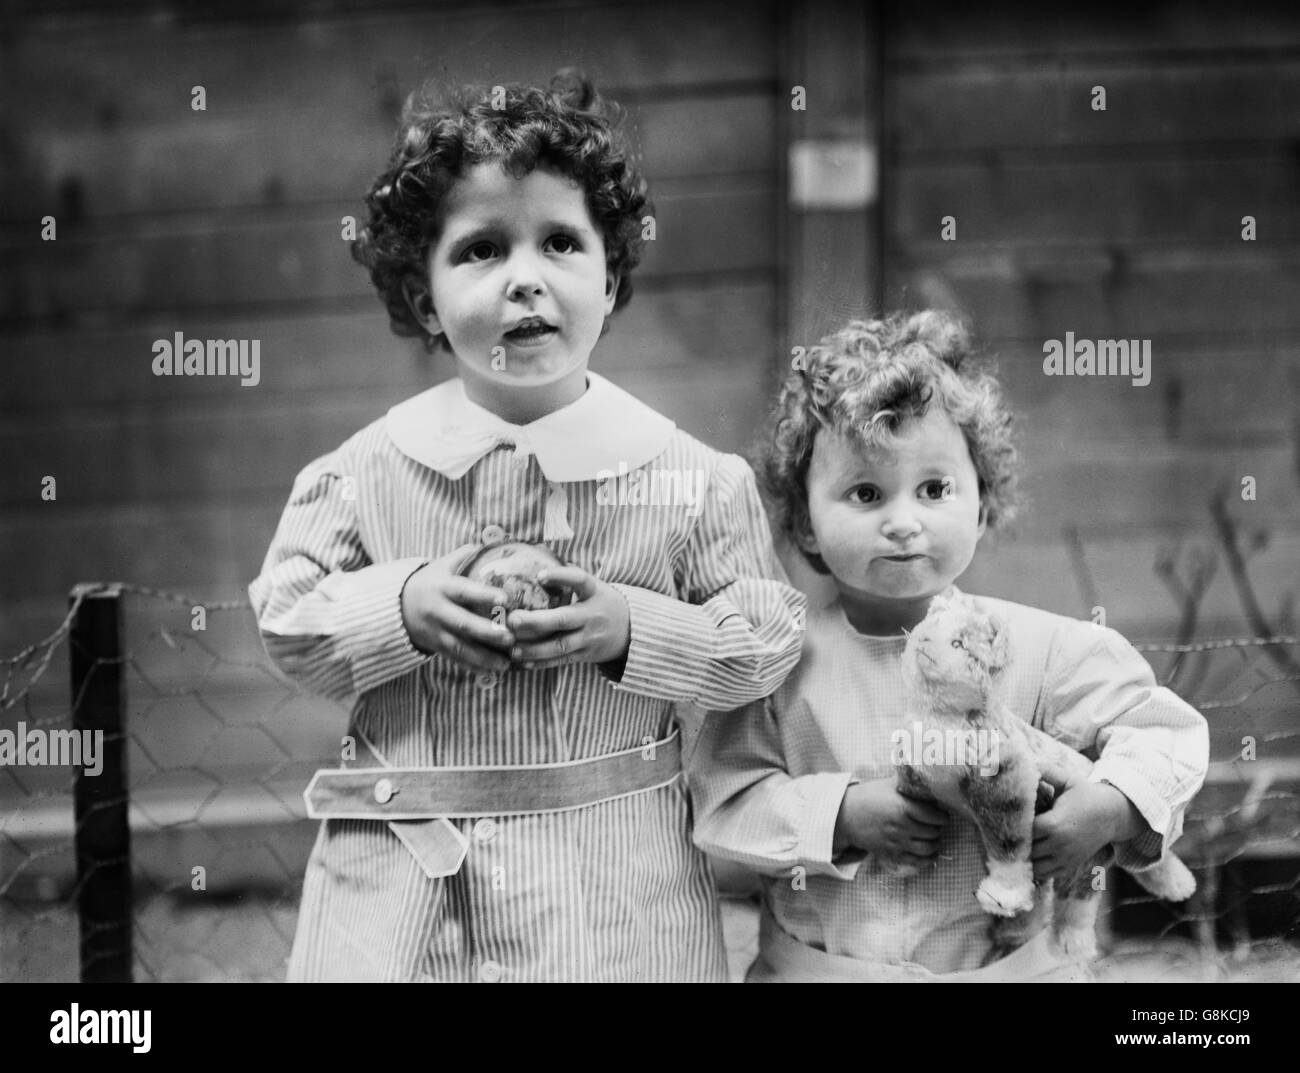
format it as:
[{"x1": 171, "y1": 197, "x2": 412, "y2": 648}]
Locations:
[
  {"x1": 988, "y1": 894, "x2": 1048, "y2": 954},
  {"x1": 1131, "y1": 855, "x2": 1197, "y2": 902},
  {"x1": 1051, "y1": 922, "x2": 1098, "y2": 962},
  {"x1": 977, "y1": 868, "x2": 1035, "y2": 917}
]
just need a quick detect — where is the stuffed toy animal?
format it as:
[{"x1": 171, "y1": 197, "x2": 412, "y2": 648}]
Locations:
[
  {"x1": 894, "y1": 589, "x2": 1196, "y2": 960},
  {"x1": 460, "y1": 541, "x2": 570, "y2": 612}
]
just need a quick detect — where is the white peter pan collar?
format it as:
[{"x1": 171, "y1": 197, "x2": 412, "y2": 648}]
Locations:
[{"x1": 386, "y1": 372, "x2": 676, "y2": 483}]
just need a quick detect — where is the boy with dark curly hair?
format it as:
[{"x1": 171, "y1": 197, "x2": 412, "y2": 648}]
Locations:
[
  {"x1": 249, "y1": 70, "x2": 806, "y2": 982},
  {"x1": 688, "y1": 311, "x2": 1207, "y2": 981}
]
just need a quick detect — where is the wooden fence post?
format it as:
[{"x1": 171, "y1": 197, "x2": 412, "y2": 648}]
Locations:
[{"x1": 70, "y1": 583, "x2": 132, "y2": 983}]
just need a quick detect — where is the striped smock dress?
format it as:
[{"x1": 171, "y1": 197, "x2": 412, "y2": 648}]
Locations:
[{"x1": 248, "y1": 372, "x2": 806, "y2": 982}]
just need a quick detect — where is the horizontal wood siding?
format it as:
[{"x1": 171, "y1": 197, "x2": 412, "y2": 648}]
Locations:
[
  {"x1": 881, "y1": 0, "x2": 1300, "y2": 642},
  {"x1": 0, "y1": 0, "x2": 782, "y2": 675}
]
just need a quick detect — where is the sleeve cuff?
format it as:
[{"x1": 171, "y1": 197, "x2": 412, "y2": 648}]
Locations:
[
  {"x1": 1089, "y1": 761, "x2": 1169, "y2": 868},
  {"x1": 332, "y1": 557, "x2": 433, "y2": 696},
  {"x1": 609, "y1": 583, "x2": 805, "y2": 710},
  {"x1": 608, "y1": 584, "x2": 718, "y2": 701},
  {"x1": 802, "y1": 773, "x2": 865, "y2": 880}
]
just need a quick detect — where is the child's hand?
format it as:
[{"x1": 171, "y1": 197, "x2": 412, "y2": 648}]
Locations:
[
  {"x1": 834, "y1": 776, "x2": 947, "y2": 868},
  {"x1": 1032, "y1": 775, "x2": 1145, "y2": 882},
  {"x1": 400, "y1": 545, "x2": 516, "y2": 673},
  {"x1": 505, "y1": 565, "x2": 630, "y2": 670}
]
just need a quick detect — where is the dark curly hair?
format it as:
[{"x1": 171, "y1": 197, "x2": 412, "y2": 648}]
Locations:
[
  {"x1": 351, "y1": 68, "x2": 649, "y2": 352},
  {"x1": 757, "y1": 310, "x2": 1020, "y2": 575}
]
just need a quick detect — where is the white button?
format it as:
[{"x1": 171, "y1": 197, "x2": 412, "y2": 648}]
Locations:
[
  {"x1": 478, "y1": 960, "x2": 502, "y2": 983},
  {"x1": 481, "y1": 524, "x2": 507, "y2": 545},
  {"x1": 473, "y1": 818, "x2": 498, "y2": 843},
  {"x1": 475, "y1": 672, "x2": 499, "y2": 690},
  {"x1": 373, "y1": 778, "x2": 395, "y2": 804}
]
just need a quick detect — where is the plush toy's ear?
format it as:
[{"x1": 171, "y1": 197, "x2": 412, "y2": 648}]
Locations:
[{"x1": 981, "y1": 615, "x2": 1010, "y2": 673}]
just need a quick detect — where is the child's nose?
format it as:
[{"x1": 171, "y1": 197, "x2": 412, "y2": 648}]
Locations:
[
  {"x1": 880, "y1": 502, "x2": 922, "y2": 540},
  {"x1": 504, "y1": 252, "x2": 546, "y2": 300}
]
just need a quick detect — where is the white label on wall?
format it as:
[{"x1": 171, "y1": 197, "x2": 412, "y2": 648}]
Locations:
[{"x1": 789, "y1": 140, "x2": 877, "y2": 210}]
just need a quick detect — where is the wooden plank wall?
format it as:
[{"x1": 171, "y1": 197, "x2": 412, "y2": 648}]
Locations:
[
  {"x1": 0, "y1": 0, "x2": 783, "y2": 667},
  {"x1": 4, "y1": 0, "x2": 1297, "y2": 680},
  {"x1": 879, "y1": 0, "x2": 1300, "y2": 639}
]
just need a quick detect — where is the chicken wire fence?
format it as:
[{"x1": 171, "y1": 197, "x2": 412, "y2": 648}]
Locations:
[{"x1": 2, "y1": 582, "x2": 1298, "y2": 983}]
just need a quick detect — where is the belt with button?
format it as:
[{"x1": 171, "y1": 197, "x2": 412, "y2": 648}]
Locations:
[{"x1": 304, "y1": 729, "x2": 683, "y2": 822}]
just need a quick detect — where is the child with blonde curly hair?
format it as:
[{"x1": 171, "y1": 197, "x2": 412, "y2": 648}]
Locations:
[
  {"x1": 249, "y1": 69, "x2": 805, "y2": 982},
  {"x1": 688, "y1": 310, "x2": 1208, "y2": 981}
]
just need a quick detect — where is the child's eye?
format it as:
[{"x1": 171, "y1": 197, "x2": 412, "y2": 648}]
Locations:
[
  {"x1": 922, "y1": 479, "x2": 953, "y2": 501},
  {"x1": 547, "y1": 234, "x2": 580, "y2": 254},
  {"x1": 462, "y1": 242, "x2": 498, "y2": 263},
  {"x1": 848, "y1": 485, "x2": 878, "y2": 504}
]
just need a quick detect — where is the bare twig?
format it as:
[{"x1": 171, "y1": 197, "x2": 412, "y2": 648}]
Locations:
[
  {"x1": 1209, "y1": 488, "x2": 1300, "y2": 684},
  {"x1": 1153, "y1": 541, "x2": 1217, "y2": 692}
]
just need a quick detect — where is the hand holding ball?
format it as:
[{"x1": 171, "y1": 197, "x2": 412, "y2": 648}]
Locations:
[
  {"x1": 460, "y1": 542, "x2": 571, "y2": 612},
  {"x1": 460, "y1": 543, "x2": 632, "y2": 671}
]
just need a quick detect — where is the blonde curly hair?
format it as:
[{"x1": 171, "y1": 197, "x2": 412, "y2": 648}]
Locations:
[{"x1": 757, "y1": 310, "x2": 1020, "y2": 574}]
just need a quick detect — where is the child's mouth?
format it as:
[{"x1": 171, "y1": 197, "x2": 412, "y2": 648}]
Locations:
[
  {"x1": 883, "y1": 554, "x2": 924, "y2": 562},
  {"x1": 503, "y1": 319, "x2": 558, "y2": 347}
]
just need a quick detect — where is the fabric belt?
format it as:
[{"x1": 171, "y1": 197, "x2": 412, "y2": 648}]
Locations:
[
  {"x1": 304, "y1": 729, "x2": 682, "y2": 822},
  {"x1": 749, "y1": 907, "x2": 1094, "y2": 983}
]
